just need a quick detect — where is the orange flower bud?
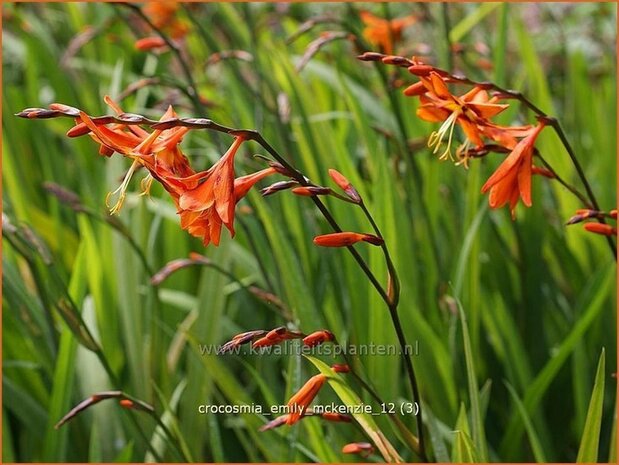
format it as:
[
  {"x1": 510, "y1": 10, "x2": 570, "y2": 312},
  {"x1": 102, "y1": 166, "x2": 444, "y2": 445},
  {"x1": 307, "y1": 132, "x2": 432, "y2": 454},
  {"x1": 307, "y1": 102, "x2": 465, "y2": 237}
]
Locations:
[
  {"x1": 232, "y1": 330, "x2": 266, "y2": 341},
  {"x1": 331, "y1": 363, "x2": 350, "y2": 373},
  {"x1": 252, "y1": 327, "x2": 303, "y2": 349},
  {"x1": 49, "y1": 103, "x2": 80, "y2": 116},
  {"x1": 252, "y1": 336, "x2": 280, "y2": 348},
  {"x1": 321, "y1": 412, "x2": 352, "y2": 423},
  {"x1": 584, "y1": 223, "x2": 617, "y2": 236},
  {"x1": 611, "y1": 210, "x2": 617, "y2": 219},
  {"x1": 135, "y1": 37, "x2": 168, "y2": 51},
  {"x1": 265, "y1": 326, "x2": 288, "y2": 340},
  {"x1": 286, "y1": 374, "x2": 326, "y2": 425},
  {"x1": 381, "y1": 55, "x2": 410, "y2": 66},
  {"x1": 357, "y1": 51, "x2": 384, "y2": 62},
  {"x1": 291, "y1": 186, "x2": 332, "y2": 196},
  {"x1": 407, "y1": 64, "x2": 434, "y2": 76},
  {"x1": 342, "y1": 442, "x2": 374, "y2": 456},
  {"x1": 67, "y1": 122, "x2": 91, "y2": 138},
  {"x1": 261, "y1": 180, "x2": 298, "y2": 196},
  {"x1": 328, "y1": 169, "x2": 361, "y2": 203},
  {"x1": 303, "y1": 330, "x2": 334, "y2": 347},
  {"x1": 567, "y1": 209, "x2": 600, "y2": 225},
  {"x1": 313, "y1": 232, "x2": 384, "y2": 247},
  {"x1": 119, "y1": 399, "x2": 134, "y2": 409},
  {"x1": 259, "y1": 414, "x2": 290, "y2": 432},
  {"x1": 218, "y1": 330, "x2": 267, "y2": 354},
  {"x1": 328, "y1": 169, "x2": 350, "y2": 189}
]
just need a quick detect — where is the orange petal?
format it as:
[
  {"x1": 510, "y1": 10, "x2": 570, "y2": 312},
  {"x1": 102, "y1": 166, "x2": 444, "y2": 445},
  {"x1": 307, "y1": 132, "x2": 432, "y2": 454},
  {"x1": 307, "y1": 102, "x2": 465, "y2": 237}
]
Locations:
[
  {"x1": 458, "y1": 117, "x2": 483, "y2": 147},
  {"x1": 81, "y1": 115, "x2": 141, "y2": 154},
  {"x1": 403, "y1": 81, "x2": 427, "y2": 97},
  {"x1": 104, "y1": 95, "x2": 150, "y2": 138},
  {"x1": 234, "y1": 167, "x2": 277, "y2": 200},
  {"x1": 429, "y1": 72, "x2": 452, "y2": 100},
  {"x1": 179, "y1": 175, "x2": 216, "y2": 211},
  {"x1": 517, "y1": 151, "x2": 533, "y2": 207},
  {"x1": 208, "y1": 210, "x2": 224, "y2": 245},
  {"x1": 488, "y1": 169, "x2": 518, "y2": 209},
  {"x1": 213, "y1": 160, "x2": 235, "y2": 224},
  {"x1": 481, "y1": 142, "x2": 526, "y2": 193},
  {"x1": 469, "y1": 102, "x2": 509, "y2": 119},
  {"x1": 416, "y1": 105, "x2": 449, "y2": 123},
  {"x1": 286, "y1": 374, "x2": 326, "y2": 425}
]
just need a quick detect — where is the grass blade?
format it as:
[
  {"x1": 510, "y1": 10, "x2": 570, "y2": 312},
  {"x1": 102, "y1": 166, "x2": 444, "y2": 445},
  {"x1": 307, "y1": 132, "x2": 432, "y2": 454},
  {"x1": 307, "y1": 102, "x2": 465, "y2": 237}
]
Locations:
[{"x1": 576, "y1": 348, "x2": 606, "y2": 462}]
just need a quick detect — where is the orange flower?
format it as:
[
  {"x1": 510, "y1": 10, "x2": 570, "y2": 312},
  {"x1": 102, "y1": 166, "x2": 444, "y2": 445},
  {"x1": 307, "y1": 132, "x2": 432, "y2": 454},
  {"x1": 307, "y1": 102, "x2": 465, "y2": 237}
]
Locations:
[
  {"x1": 134, "y1": 1, "x2": 189, "y2": 51},
  {"x1": 142, "y1": 0, "x2": 189, "y2": 39},
  {"x1": 60, "y1": 97, "x2": 194, "y2": 214},
  {"x1": 45, "y1": 98, "x2": 278, "y2": 246},
  {"x1": 342, "y1": 442, "x2": 374, "y2": 457},
  {"x1": 415, "y1": 72, "x2": 509, "y2": 164},
  {"x1": 175, "y1": 137, "x2": 278, "y2": 246},
  {"x1": 481, "y1": 123, "x2": 545, "y2": 218},
  {"x1": 313, "y1": 232, "x2": 384, "y2": 247},
  {"x1": 303, "y1": 330, "x2": 334, "y2": 347},
  {"x1": 286, "y1": 374, "x2": 326, "y2": 425},
  {"x1": 360, "y1": 10, "x2": 417, "y2": 55}
]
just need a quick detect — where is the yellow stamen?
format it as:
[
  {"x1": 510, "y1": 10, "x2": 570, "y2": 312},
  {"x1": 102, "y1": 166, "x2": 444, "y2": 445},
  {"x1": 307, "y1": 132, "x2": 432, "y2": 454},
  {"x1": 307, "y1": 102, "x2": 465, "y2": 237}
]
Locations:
[
  {"x1": 455, "y1": 139, "x2": 474, "y2": 169},
  {"x1": 106, "y1": 158, "x2": 141, "y2": 215},
  {"x1": 427, "y1": 110, "x2": 460, "y2": 161},
  {"x1": 140, "y1": 174, "x2": 154, "y2": 197}
]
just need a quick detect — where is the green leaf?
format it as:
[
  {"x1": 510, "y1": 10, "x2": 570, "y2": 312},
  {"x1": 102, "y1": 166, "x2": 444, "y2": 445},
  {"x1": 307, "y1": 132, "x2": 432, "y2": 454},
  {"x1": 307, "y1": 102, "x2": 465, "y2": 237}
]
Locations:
[
  {"x1": 576, "y1": 348, "x2": 606, "y2": 462},
  {"x1": 449, "y1": 3, "x2": 501, "y2": 43},
  {"x1": 456, "y1": 299, "x2": 489, "y2": 461},
  {"x1": 452, "y1": 404, "x2": 478, "y2": 463},
  {"x1": 504, "y1": 381, "x2": 547, "y2": 462}
]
